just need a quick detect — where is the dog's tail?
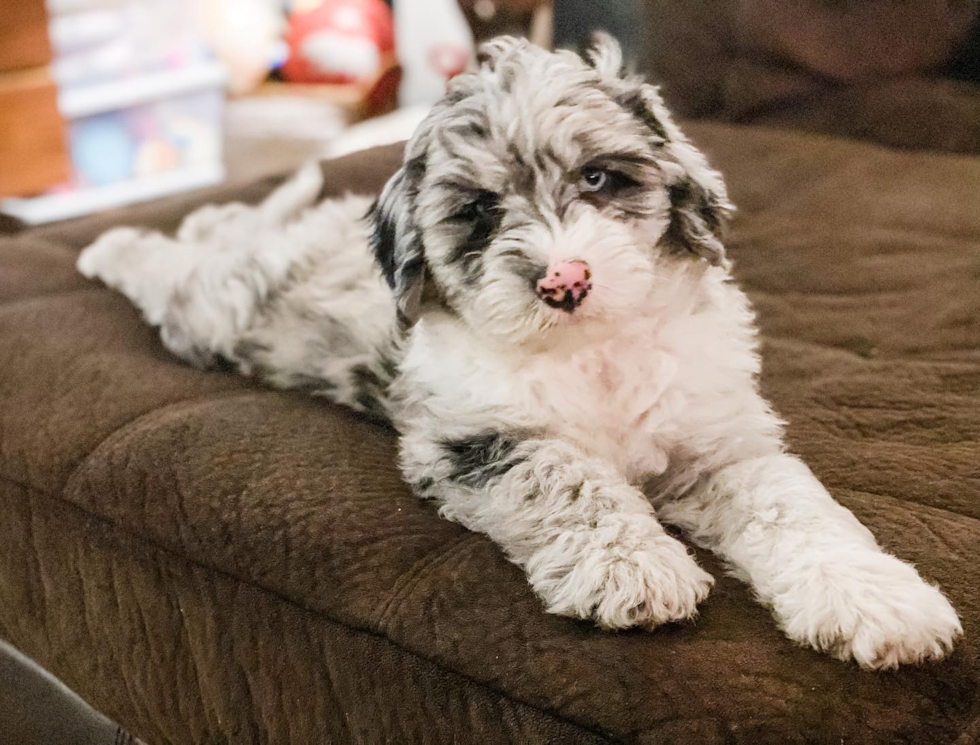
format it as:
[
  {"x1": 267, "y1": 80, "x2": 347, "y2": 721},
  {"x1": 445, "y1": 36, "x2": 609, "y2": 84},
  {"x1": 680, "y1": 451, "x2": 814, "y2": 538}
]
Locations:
[{"x1": 258, "y1": 161, "x2": 324, "y2": 226}]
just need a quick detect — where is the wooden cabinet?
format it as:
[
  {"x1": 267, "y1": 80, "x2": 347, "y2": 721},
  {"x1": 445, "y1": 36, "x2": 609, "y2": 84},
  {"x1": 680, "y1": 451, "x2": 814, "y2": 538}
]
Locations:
[
  {"x1": 0, "y1": 0, "x2": 54, "y2": 71},
  {"x1": 0, "y1": 0, "x2": 70, "y2": 198}
]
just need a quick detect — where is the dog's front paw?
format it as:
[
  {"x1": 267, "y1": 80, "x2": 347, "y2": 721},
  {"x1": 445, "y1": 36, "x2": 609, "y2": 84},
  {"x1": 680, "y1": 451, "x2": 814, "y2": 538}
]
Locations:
[
  {"x1": 528, "y1": 532, "x2": 714, "y2": 630},
  {"x1": 775, "y1": 551, "x2": 962, "y2": 670}
]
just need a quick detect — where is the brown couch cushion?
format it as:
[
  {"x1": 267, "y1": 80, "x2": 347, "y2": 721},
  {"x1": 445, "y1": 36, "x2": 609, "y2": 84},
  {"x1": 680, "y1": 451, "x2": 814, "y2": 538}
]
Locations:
[{"x1": 0, "y1": 129, "x2": 978, "y2": 743}]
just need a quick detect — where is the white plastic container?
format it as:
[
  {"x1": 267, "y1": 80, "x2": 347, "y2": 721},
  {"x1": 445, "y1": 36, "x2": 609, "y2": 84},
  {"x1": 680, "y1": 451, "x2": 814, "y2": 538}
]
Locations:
[
  {"x1": 46, "y1": 0, "x2": 211, "y2": 88},
  {"x1": 394, "y1": 0, "x2": 475, "y2": 107},
  {"x1": 1, "y1": 62, "x2": 226, "y2": 224}
]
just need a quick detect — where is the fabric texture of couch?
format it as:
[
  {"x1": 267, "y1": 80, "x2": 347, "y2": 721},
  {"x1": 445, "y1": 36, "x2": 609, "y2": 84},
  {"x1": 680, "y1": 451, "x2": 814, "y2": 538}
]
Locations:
[{"x1": 1, "y1": 117, "x2": 978, "y2": 741}]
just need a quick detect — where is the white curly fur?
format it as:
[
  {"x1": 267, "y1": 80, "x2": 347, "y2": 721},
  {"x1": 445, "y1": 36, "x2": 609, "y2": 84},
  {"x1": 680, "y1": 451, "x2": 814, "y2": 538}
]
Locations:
[{"x1": 78, "y1": 35, "x2": 961, "y2": 670}]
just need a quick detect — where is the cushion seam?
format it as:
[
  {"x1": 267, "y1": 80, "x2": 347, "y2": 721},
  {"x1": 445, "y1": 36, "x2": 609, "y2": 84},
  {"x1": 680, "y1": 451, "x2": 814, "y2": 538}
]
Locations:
[
  {"x1": 57, "y1": 389, "x2": 258, "y2": 497},
  {"x1": 373, "y1": 533, "x2": 479, "y2": 630}
]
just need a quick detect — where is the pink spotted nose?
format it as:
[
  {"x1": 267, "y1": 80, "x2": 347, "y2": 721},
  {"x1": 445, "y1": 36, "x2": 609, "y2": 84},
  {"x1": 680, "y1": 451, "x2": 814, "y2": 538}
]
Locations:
[{"x1": 536, "y1": 259, "x2": 592, "y2": 313}]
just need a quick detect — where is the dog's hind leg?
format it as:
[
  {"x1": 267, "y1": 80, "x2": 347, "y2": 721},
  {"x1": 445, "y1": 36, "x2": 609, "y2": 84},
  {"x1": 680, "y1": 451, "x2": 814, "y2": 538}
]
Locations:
[
  {"x1": 175, "y1": 162, "x2": 323, "y2": 243},
  {"x1": 76, "y1": 164, "x2": 322, "y2": 324},
  {"x1": 79, "y1": 169, "x2": 399, "y2": 419},
  {"x1": 77, "y1": 165, "x2": 331, "y2": 365},
  {"x1": 77, "y1": 227, "x2": 200, "y2": 327}
]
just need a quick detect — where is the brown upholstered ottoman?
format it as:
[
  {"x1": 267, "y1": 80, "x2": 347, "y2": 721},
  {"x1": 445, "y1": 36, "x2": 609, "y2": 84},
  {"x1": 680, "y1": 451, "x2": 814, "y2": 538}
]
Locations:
[{"x1": 1, "y1": 127, "x2": 978, "y2": 743}]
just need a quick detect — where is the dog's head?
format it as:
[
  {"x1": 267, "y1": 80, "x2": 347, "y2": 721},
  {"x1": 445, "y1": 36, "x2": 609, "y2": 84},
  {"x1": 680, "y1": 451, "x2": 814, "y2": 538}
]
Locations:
[{"x1": 371, "y1": 34, "x2": 733, "y2": 346}]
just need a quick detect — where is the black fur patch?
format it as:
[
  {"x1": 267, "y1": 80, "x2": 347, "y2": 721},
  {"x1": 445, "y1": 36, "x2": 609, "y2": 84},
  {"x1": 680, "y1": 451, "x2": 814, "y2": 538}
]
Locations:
[
  {"x1": 367, "y1": 198, "x2": 398, "y2": 290},
  {"x1": 348, "y1": 362, "x2": 392, "y2": 421},
  {"x1": 356, "y1": 390, "x2": 387, "y2": 419},
  {"x1": 211, "y1": 354, "x2": 239, "y2": 374},
  {"x1": 369, "y1": 156, "x2": 427, "y2": 291},
  {"x1": 664, "y1": 177, "x2": 727, "y2": 263},
  {"x1": 413, "y1": 476, "x2": 436, "y2": 496},
  {"x1": 233, "y1": 339, "x2": 272, "y2": 361},
  {"x1": 283, "y1": 373, "x2": 338, "y2": 394},
  {"x1": 352, "y1": 363, "x2": 383, "y2": 391},
  {"x1": 667, "y1": 180, "x2": 691, "y2": 209},
  {"x1": 398, "y1": 254, "x2": 425, "y2": 291},
  {"x1": 446, "y1": 192, "x2": 502, "y2": 282},
  {"x1": 379, "y1": 352, "x2": 399, "y2": 381},
  {"x1": 664, "y1": 208, "x2": 694, "y2": 256},
  {"x1": 396, "y1": 308, "x2": 413, "y2": 328},
  {"x1": 668, "y1": 177, "x2": 722, "y2": 237},
  {"x1": 459, "y1": 121, "x2": 489, "y2": 139},
  {"x1": 615, "y1": 90, "x2": 669, "y2": 142},
  {"x1": 579, "y1": 40, "x2": 628, "y2": 78},
  {"x1": 441, "y1": 88, "x2": 469, "y2": 107},
  {"x1": 442, "y1": 431, "x2": 529, "y2": 488}
]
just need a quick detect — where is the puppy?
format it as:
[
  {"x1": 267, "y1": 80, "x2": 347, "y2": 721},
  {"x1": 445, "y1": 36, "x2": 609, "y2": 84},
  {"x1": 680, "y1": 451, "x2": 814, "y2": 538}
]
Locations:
[{"x1": 78, "y1": 35, "x2": 961, "y2": 670}]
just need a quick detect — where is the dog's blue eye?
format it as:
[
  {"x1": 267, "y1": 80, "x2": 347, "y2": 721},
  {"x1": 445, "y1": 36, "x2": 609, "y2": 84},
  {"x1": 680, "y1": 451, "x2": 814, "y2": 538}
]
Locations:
[
  {"x1": 579, "y1": 166, "x2": 640, "y2": 197},
  {"x1": 581, "y1": 168, "x2": 608, "y2": 192}
]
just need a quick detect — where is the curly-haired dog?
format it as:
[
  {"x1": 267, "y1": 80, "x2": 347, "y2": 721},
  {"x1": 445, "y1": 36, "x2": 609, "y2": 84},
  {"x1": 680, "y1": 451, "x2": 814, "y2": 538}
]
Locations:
[{"x1": 78, "y1": 35, "x2": 961, "y2": 669}]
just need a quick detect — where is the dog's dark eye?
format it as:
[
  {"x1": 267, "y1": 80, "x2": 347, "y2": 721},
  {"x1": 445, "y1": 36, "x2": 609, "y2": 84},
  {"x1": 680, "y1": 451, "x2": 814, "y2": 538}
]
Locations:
[
  {"x1": 450, "y1": 190, "x2": 502, "y2": 247},
  {"x1": 453, "y1": 191, "x2": 500, "y2": 223},
  {"x1": 579, "y1": 167, "x2": 640, "y2": 196}
]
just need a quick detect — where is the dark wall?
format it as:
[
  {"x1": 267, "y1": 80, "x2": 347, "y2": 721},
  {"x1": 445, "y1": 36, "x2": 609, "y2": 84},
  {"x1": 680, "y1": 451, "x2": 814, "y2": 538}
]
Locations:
[{"x1": 552, "y1": 0, "x2": 644, "y2": 66}]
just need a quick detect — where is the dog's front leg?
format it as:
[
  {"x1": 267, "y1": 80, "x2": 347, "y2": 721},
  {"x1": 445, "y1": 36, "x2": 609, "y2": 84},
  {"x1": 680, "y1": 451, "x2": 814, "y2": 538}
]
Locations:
[
  {"x1": 659, "y1": 453, "x2": 962, "y2": 668},
  {"x1": 403, "y1": 433, "x2": 714, "y2": 629}
]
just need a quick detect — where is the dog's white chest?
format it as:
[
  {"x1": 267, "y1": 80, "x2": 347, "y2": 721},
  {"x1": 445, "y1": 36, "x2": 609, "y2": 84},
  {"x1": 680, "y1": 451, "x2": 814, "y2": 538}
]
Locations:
[
  {"x1": 521, "y1": 334, "x2": 686, "y2": 480},
  {"x1": 404, "y1": 310, "x2": 757, "y2": 485}
]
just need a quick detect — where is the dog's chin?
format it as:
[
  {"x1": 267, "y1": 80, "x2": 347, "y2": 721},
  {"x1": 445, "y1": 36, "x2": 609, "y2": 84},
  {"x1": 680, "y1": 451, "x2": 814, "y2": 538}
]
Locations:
[{"x1": 483, "y1": 295, "x2": 637, "y2": 356}]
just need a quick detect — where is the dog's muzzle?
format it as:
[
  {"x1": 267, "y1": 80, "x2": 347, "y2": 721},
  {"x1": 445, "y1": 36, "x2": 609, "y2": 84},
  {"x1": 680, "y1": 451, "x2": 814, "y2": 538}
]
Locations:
[{"x1": 536, "y1": 259, "x2": 592, "y2": 313}]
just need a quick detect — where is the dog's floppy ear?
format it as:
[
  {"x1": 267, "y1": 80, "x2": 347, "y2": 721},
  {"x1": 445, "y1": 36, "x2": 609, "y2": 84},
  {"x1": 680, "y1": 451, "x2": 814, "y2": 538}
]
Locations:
[
  {"x1": 663, "y1": 173, "x2": 731, "y2": 265},
  {"x1": 370, "y1": 156, "x2": 427, "y2": 329},
  {"x1": 584, "y1": 33, "x2": 734, "y2": 265},
  {"x1": 655, "y1": 119, "x2": 733, "y2": 266}
]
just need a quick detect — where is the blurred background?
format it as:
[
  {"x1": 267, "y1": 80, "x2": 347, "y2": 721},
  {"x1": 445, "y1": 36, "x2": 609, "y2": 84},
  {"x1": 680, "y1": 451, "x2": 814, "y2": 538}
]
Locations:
[{"x1": 1, "y1": 0, "x2": 978, "y2": 224}]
